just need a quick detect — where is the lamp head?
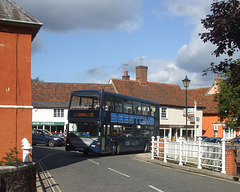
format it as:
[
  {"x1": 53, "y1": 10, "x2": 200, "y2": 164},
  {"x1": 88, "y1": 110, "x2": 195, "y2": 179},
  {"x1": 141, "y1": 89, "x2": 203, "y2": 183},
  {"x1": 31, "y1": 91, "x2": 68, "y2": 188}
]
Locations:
[{"x1": 182, "y1": 75, "x2": 191, "y2": 88}]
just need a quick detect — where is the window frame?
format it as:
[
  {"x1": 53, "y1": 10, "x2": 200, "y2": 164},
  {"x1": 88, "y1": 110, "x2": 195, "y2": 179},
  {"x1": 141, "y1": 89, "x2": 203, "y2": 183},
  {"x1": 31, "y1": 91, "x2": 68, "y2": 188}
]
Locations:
[
  {"x1": 54, "y1": 109, "x2": 64, "y2": 118},
  {"x1": 160, "y1": 107, "x2": 168, "y2": 119}
]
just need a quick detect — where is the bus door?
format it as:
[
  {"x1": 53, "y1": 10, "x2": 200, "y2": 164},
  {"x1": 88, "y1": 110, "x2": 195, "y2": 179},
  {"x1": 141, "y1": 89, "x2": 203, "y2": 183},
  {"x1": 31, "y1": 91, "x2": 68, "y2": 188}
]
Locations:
[{"x1": 101, "y1": 124, "x2": 111, "y2": 152}]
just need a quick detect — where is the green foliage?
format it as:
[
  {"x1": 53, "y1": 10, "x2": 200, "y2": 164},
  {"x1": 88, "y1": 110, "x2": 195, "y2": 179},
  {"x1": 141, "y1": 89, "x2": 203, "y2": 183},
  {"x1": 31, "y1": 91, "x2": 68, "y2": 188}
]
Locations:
[
  {"x1": 0, "y1": 147, "x2": 22, "y2": 165},
  {"x1": 214, "y1": 75, "x2": 240, "y2": 128},
  {"x1": 199, "y1": 0, "x2": 240, "y2": 86},
  {"x1": 200, "y1": 0, "x2": 240, "y2": 57},
  {"x1": 31, "y1": 76, "x2": 44, "y2": 83},
  {"x1": 200, "y1": 0, "x2": 240, "y2": 128}
]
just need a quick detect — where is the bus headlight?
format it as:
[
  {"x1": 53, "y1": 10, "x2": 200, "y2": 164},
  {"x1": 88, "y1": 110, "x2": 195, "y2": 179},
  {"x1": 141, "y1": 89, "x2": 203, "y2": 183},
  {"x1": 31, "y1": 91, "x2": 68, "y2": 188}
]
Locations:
[{"x1": 91, "y1": 145, "x2": 96, "y2": 148}]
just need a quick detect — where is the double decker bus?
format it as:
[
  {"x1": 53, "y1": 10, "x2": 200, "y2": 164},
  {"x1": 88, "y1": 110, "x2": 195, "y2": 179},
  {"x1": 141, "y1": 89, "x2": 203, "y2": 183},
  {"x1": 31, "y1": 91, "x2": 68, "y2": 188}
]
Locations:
[{"x1": 66, "y1": 90, "x2": 159, "y2": 155}]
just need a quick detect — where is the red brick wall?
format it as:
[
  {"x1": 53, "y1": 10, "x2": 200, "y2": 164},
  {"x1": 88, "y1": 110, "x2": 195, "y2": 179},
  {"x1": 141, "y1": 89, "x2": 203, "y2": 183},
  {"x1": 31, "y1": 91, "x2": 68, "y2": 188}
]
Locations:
[
  {"x1": 0, "y1": 32, "x2": 32, "y2": 161},
  {"x1": 136, "y1": 66, "x2": 148, "y2": 84},
  {"x1": 225, "y1": 150, "x2": 237, "y2": 175}
]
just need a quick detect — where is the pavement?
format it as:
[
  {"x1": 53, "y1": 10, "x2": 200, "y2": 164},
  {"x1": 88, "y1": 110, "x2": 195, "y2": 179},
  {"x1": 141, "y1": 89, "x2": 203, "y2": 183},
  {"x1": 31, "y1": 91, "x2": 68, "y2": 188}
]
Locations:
[{"x1": 36, "y1": 152, "x2": 240, "y2": 191}]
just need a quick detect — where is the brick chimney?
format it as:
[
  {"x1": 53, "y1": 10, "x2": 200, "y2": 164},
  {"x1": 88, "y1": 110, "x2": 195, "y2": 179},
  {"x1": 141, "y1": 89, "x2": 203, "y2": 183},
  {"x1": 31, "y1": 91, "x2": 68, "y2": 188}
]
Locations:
[
  {"x1": 122, "y1": 71, "x2": 130, "y2": 80},
  {"x1": 136, "y1": 65, "x2": 148, "y2": 84}
]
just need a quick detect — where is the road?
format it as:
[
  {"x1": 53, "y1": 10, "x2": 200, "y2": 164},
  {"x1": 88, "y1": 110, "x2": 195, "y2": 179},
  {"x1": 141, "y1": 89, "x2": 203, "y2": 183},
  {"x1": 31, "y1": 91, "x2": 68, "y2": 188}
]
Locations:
[{"x1": 33, "y1": 146, "x2": 240, "y2": 192}]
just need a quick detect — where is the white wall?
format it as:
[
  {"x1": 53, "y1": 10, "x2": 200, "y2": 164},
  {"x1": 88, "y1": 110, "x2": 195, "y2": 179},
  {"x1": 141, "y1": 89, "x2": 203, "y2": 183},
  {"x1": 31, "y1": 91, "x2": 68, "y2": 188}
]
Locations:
[
  {"x1": 160, "y1": 106, "x2": 203, "y2": 138},
  {"x1": 32, "y1": 108, "x2": 68, "y2": 131}
]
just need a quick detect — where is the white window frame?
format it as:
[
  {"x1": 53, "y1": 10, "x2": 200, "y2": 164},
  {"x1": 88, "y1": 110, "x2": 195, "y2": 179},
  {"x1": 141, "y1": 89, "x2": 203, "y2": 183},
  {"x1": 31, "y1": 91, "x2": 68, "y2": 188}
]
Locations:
[
  {"x1": 224, "y1": 128, "x2": 235, "y2": 139},
  {"x1": 54, "y1": 109, "x2": 64, "y2": 118},
  {"x1": 160, "y1": 107, "x2": 168, "y2": 119}
]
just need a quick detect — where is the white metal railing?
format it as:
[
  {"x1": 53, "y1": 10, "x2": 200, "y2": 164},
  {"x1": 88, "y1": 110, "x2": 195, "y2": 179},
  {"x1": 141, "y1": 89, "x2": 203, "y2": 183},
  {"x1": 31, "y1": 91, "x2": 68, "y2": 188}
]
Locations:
[{"x1": 151, "y1": 136, "x2": 226, "y2": 174}]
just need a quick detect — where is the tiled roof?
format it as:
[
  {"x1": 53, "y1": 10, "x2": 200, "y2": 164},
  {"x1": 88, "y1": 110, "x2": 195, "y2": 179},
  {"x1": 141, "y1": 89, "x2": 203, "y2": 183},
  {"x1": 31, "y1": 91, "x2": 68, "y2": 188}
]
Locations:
[
  {"x1": 0, "y1": 0, "x2": 42, "y2": 39},
  {"x1": 188, "y1": 88, "x2": 218, "y2": 114},
  {"x1": 32, "y1": 82, "x2": 115, "y2": 103},
  {"x1": 32, "y1": 80, "x2": 212, "y2": 110},
  {"x1": 110, "y1": 79, "x2": 204, "y2": 108},
  {"x1": 32, "y1": 101, "x2": 69, "y2": 108},
  {"x1": 0, "y1": 0, "x2": 41, "y2": 24}
]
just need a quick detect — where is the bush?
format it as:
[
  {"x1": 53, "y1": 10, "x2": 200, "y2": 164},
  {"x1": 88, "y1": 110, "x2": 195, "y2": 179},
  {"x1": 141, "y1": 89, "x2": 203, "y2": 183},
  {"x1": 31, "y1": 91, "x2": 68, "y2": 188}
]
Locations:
[{"x1": 0, "y1": 147, "x2": 22, "y2": 165}]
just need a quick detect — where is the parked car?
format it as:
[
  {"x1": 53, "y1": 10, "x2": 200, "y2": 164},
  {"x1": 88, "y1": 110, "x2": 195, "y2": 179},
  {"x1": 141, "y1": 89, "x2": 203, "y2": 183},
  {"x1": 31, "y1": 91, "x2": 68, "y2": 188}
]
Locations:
[
  {"x1": 203, "y1": 137, "x2": 222, "y2": 143},
  {"x1": 196, "y1": 136, "x2": 208, "y2": 141},
  {"x1": 51, "y1": 132, "x2": 66, "y2": 143},
  {"x1": 230, "y1": 137, "x2": 240, "y2": 144},
  {"x1": 32, "y1": 129, "x2": 62, "y2": 147}
]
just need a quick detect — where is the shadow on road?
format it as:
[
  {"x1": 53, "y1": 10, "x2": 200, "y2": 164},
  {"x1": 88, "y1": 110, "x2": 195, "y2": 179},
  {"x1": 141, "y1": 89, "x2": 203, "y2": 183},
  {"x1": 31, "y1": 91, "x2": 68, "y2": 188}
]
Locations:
[{"x1": 32, "y1": 145, "x2": 144, "y2": 171}]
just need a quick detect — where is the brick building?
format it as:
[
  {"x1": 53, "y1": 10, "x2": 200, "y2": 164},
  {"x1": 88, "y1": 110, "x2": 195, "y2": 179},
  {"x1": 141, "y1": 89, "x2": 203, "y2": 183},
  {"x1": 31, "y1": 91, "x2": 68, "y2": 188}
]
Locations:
[{"x1": 0, "y1": 0, "x2": 42, "y2": 160}]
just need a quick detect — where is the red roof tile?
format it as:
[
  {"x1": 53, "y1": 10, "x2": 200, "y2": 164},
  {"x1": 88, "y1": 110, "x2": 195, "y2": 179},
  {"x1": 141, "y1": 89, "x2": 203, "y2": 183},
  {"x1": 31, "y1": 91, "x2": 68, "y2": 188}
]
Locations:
[
  {"x1": 188, "y1": 88, "x2": 218, "y2": 114},
  {"x1": 32, "y1": 83, "x2": 115, "y2": 102},
  {"x1": 110, "y1": 79, "x2": 204, "y2": 108},
  {"x1": 32, "y1": 80, "x2": 213, "y2": 111}
]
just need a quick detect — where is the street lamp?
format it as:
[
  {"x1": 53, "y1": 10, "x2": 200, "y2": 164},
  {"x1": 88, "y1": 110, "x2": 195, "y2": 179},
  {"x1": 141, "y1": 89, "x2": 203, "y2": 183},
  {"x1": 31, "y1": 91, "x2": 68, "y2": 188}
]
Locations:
[{"x1": 182, "y1": 75, "x2": 191, "y2": 139}]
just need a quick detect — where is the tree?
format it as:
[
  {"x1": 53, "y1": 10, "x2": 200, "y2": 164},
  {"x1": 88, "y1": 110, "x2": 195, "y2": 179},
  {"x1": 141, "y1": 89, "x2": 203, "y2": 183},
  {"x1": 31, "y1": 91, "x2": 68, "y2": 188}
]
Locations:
[
  {"x1": 31, "y1": 77, "x2": 44, "y2": 83},
  {"x1": 200, "y1": 0, "x2": 240, "y2": 128},
  {"x1": 214, "y1": 73, "x2": 240, "y2": 129},
  {"x1": 199, "y1": 0, "x2": 240, "y2": 86}
]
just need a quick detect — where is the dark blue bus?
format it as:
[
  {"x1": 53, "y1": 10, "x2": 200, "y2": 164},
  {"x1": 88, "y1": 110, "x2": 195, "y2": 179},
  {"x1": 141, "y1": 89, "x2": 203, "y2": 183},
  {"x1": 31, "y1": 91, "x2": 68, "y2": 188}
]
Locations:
[{"x1": 65, "y1": 90, "x2": 159, "y2": 155}]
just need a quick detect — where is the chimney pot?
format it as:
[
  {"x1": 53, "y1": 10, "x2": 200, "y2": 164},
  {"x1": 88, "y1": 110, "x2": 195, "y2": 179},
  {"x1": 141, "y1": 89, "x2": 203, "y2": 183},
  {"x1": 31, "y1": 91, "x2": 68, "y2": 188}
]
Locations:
[{"x1": 122, "y1": 71, "x2": 130, "y2": 80}]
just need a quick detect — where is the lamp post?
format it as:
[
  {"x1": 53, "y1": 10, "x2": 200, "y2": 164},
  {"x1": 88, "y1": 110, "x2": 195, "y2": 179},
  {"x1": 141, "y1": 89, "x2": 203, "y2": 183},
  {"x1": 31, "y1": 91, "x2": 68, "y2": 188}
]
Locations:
[{"x1": 182, "y1": 75, "x2": 191, "y2": 139}]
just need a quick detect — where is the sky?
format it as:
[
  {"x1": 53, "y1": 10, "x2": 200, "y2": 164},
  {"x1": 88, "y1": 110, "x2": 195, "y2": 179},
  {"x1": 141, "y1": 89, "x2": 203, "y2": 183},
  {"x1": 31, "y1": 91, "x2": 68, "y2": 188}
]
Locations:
[{"x1": 14, "y1": 0, "x2": 228, "y2": 88}]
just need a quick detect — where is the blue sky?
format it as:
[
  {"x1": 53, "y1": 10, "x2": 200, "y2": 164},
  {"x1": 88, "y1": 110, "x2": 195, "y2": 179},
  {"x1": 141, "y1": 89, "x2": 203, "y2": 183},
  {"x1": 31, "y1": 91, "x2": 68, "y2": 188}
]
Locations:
[{"x1": 15, "y1": 0, "x2": 224, "y2": 88}]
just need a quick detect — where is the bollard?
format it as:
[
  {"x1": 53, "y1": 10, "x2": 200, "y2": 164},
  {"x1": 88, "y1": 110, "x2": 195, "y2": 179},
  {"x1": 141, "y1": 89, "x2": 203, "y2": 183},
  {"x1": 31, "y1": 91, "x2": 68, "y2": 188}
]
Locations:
[
  {"x1": 163, "y1": 137, "x2": 167, "y2": 163},
  {"x1": 221, "y1": 138, "x2": 226, "y2": 174},
  {"x1": 21, "y1": 138, "x2": 32, "y2": 162},
  {"x1": 151, "y1": 136, "x2": 155, "y2": 159}
]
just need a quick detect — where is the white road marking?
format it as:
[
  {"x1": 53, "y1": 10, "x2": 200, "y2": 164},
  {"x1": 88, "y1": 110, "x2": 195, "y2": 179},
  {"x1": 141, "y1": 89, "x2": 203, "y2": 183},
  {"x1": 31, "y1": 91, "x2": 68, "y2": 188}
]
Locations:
[
  {"x1": 148, "y1": 185, "x2": 164, "y2": 192},
  {"x1": 108, "y1": 168, "x2": 130, "y2": 178},
  {"x1": 88, "y1": 159, "x2": 100, "y2": 165}
]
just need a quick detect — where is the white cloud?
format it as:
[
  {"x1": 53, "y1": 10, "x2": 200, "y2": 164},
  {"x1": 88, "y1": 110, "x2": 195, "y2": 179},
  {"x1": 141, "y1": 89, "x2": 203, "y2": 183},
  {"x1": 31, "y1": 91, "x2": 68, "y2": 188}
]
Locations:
[
  {"x1": 14, "y1": 0, "x2": 142, "y2": 33},
  {"x1": 163, "y1": 0, "x2": 212, "y2": 24},
  {"x1": 145, "y1": 59, "x2": 216, "y2": 88},
  {"x1": 144, "y1": 0, "x2": 222, "y2": 88}
]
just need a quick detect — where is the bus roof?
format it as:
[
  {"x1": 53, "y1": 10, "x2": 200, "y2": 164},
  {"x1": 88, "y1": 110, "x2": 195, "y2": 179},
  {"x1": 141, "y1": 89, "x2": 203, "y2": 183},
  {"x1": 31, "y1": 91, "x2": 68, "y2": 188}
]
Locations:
[{"x1": 71, "y1": 90, "x2": 159, "y2": 106}]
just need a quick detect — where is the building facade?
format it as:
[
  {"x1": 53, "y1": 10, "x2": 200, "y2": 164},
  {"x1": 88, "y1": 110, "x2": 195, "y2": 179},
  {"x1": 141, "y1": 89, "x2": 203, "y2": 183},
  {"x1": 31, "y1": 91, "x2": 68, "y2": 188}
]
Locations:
[
  {"x1": 188, "y1": 77, "x2": 240, "y2": 140},
  {"x1": 32, "y1": 66, "x2": 204, "y2": 141},
  {"x1": 0, "y1": 0, "x2": 41, "y2": 160}
]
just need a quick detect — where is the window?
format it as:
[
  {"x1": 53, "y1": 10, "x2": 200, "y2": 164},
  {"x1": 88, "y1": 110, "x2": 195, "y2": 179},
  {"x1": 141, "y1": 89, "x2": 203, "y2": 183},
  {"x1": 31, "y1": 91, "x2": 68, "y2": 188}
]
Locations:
[
  {"x1": 224, "y1": 128, "x2": 235, "y2": 138},
  {"x1": 142, "y1": 103, "x2": 150, "y2": 116},
  {"x1": 133, "y1": 101, "x2": 141, "y2": 115},
  {"x1": 150, "y1": 105, "x2": 156, "y2": 117},
  {"x1": 161, "y1": 107, "x2": 168, "y2": 119},
  {"x1": 104, "y1": 95, "x2": 114, "y2": 111},
  {"x1": 123, "y1": 99, "x2": 132, "y2": 114},
  {"x1": 70, "y1": 95, "x2": 99, "y2": 110},
  {"x1": 113, "y1": 97, "x2": 122, "y2": 112},
  {"x1": 54, "y1": 109, "x2": 64, "y2": 117},
  {"x1": 112, "y1": 125, "x2": 122, "y2": 137}
]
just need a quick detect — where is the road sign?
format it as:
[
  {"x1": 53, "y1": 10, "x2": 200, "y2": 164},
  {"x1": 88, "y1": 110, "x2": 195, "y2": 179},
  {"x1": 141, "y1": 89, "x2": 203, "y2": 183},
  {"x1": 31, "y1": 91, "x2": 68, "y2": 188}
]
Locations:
[{"x1": 183, "y1": 108, "x2": 194, "y2": 117}]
